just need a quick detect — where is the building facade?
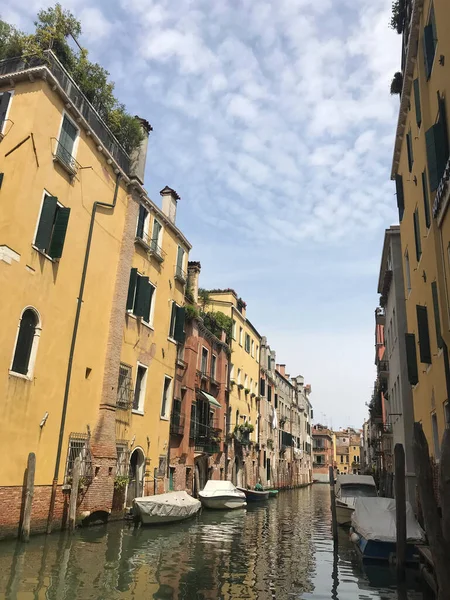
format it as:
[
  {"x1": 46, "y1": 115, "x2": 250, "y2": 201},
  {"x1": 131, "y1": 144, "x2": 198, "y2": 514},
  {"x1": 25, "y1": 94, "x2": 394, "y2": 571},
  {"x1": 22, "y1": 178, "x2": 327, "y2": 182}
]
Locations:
[
  {"x1": 377, "y1": 226, "x2": 416, "y2": 506},
  {"x1": 312, "y1": 425, "x2": 334, "y2": 482},
  {"x1": 391, "y1": 0, "x2": 450, "y2": 461},
  {"x1": 291, "y1": 376, "x2": 313, "y2": 485},
  {"x1": 258, "y1": 337, "x2": 278, "y2": 487}
]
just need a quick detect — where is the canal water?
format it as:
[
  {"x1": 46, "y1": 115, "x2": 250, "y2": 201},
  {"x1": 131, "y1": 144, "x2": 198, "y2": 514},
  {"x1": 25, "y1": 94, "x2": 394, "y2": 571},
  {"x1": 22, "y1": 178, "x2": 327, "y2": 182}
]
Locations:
[{"x1": 0, "y1": 485, "x2": 430, "y2": 599}]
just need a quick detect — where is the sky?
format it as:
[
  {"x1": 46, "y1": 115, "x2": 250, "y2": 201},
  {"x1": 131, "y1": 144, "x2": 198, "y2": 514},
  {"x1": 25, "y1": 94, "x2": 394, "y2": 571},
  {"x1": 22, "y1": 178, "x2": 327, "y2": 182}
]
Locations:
[{"x1": 2, "y1": 0, "x2": 402, "y2": 430}]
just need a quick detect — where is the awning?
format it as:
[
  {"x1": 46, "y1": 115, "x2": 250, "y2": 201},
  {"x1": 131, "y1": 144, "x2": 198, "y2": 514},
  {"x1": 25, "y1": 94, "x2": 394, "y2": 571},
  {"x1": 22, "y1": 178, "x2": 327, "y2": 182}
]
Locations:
[{"x1": 200, "y1": 390, "x2": 222, "y2": 409}]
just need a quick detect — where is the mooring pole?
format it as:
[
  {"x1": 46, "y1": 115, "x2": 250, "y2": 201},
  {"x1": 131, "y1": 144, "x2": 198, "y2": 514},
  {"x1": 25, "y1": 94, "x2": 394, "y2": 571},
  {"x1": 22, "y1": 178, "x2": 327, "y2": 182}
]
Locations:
[
  {"x1": 68, "y1": 456, "x2": 81, "y2": 533},
  {"x1": 329, "y1": 465, "x2": 338, "y2": 544},
  {"x1": 21, "y1": 452, "x2": 36, "y2": 542},
  {"x1": 394, "y1": 443, "x2": 406, "y2": 580}
]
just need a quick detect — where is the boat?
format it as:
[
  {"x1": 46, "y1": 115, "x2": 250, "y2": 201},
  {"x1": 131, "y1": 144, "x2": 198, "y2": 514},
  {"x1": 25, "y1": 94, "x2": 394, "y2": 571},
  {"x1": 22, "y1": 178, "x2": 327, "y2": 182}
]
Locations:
[
  {"x1": 267, "y1": 489, "x2": 279, "y2": 497},
  {"x1": 335, "y1": 474, "x2": 377, "y2": 526},
  {"x1": 237, "y1": 487, "x2": 270, "y2": 501},
  {"x1": 199, "y1": 480, "x2": 247, "y2": 509},
  {"x1": 133, "y1": 491, "x2": 201, "y2": 525},
  {"x1": 350, "y1": 497, "x2": 425, "y2": 562}
]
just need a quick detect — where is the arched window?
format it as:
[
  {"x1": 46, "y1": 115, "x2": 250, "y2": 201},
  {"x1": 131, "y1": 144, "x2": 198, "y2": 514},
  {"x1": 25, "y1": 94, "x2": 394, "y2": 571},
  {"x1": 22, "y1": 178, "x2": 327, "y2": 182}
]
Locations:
[{"x1": 11, "y1": 308, "x2": 40, "y2": 377}]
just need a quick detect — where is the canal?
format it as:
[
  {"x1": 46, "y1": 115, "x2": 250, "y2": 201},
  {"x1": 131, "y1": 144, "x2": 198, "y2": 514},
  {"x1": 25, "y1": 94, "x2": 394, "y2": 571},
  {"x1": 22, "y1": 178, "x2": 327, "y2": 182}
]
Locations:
[{"x1": 0, "y1": 485, "x2": 430, "y2": 599}]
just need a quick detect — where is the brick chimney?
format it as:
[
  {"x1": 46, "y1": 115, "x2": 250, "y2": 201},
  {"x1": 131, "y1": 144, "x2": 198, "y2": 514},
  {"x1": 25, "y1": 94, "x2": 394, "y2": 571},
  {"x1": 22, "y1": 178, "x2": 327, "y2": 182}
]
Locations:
[
  {"x1": 187, "y1": 261, "x2": 201, "y2": 304},
  {"x1": 160, "y1": 186, "x2": 180, "y2": 224},
  {"x1": 278, "y1": 364, "x2": 286, "y2": 376}
]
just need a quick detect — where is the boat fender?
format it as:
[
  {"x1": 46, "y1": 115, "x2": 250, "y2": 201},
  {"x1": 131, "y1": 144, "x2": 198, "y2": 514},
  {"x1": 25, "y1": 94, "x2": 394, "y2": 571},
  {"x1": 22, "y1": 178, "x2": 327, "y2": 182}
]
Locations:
[{"x1": 350, "y1": 532, "x2": 360, "y2": 544}]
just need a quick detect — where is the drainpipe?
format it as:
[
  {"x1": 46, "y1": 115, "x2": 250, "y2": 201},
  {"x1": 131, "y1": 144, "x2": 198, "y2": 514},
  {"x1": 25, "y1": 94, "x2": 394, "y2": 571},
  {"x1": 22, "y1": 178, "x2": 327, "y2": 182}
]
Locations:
[{"x1": 47, "y1": 173, "x2": 121, "y2": 533}]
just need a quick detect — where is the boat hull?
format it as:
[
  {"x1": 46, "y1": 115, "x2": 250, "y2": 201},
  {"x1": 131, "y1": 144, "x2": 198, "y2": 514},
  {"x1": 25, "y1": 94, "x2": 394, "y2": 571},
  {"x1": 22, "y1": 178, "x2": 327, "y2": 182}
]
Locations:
[
  {"x1": 199, "y1": 495, "x2": 247, "y2": 510},
  {"x1": 355, "y1": 535, "x2": 419, "y2": 563},
  {"x1": 237, "y1": 488, "x2": 270, "y2": 501},
  {"x1": 336, "y1": 502, "x2": 353, "y2": 526},
  {"x1": 133, "y1": 491, "x2": 201, "y2": 526},
  {"x1": 140, "y1": 512, "x2": 198, "y2": 525},
  {"x1": 268, "y1": 490, "x2": 279, "y2": 497}
]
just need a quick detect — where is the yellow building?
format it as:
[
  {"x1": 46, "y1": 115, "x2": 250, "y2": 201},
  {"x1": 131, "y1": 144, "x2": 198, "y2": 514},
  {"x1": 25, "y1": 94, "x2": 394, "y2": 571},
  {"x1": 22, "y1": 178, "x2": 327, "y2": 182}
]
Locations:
[
  {"x1": 116, "y1": 185, "x2": 191, "y2": 504},
  {"x1": 0, "y1": 50, "x2": 190, "y2": 537},
  {"x1": 206, "y1": 291, "x2": 261, "y2": 486},
  {"x1": 391, "y1": 0, "x2": 450, "y2": 459}
]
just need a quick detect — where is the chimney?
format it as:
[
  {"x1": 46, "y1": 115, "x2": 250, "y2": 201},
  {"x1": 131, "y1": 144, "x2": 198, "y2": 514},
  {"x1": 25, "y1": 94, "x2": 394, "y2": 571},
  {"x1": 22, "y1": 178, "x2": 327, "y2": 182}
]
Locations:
[
  {"x1": 278, "y1": 364, "x2": 286, "y2": 376},
  {"x1": 187, "y1": 261, "x2": 201, "y2": 304},
  {"x1": 160, "y1": 186, "x2": 180, "y2": 224},
  {"x1": 129, "y1": 117, "x2": 152, "y2": 185}
]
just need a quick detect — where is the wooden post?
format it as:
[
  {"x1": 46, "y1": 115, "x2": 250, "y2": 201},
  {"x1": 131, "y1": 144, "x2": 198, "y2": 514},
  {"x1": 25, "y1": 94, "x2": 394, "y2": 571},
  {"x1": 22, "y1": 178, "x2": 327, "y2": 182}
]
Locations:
[
  {"x1": 413, "y1": 422, "x2": 450, "y2": 599},
  {"x1": 135, "y1": 464, "x2": 140, "y2": 499},
  {"x1": 21, "y1": 452, "x2": 36, "y2": 542},
  {"x1": 394, "y1": 443, "x2": 406, "y2": 581},
  {"x1": 68, "y1": 456, "x2": 81, "y2": 533},
  {"x1": 329, "y1": 465, "x2": 338, "y2": 543}
]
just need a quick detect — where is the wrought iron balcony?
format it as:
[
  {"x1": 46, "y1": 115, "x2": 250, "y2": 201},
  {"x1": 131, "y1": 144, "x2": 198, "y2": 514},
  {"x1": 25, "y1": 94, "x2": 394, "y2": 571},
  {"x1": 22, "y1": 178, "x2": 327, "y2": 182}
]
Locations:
[
  {"x1": 52, "y1": 137, "x2": 80, "y2": 177},
  {"x1": 170, "y1": 410, "x2": 185, "y2": 436},
  {"x1": 135, "y1": 231, "x2": 166, "y2": 262},
  {"x1": 377, "y1": 360, "x2": 389, "y2": 379},
  {"x1": 175, "y1": 265, "x2": 187, "y2": 284}
]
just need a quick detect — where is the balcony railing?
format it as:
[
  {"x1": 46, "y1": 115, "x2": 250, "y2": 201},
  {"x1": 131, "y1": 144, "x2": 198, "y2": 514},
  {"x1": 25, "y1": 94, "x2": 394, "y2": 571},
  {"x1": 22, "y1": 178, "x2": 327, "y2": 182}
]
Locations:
[
  {"x1": 52, "y1": 137, "x2": 80, "y2": 177},
  {"x1": 175, "y1": 265, "x2": 187, "y2": 284},
  {"x1": 0, "y1": 53, "x2": 131, "y2": 173},
  {"x1": 377, "y1": 360, "x2": 389, "y2": 376},
  {"x1": 170, "y1": 411, "x2": 185, "y2": 436}
]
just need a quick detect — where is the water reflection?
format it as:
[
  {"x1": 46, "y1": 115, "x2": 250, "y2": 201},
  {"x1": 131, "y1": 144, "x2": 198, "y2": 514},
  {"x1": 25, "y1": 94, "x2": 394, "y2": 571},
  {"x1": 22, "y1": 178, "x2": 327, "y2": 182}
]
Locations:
[{"x1": 0, "y1": 486, "x2": 429, "y2": 599}]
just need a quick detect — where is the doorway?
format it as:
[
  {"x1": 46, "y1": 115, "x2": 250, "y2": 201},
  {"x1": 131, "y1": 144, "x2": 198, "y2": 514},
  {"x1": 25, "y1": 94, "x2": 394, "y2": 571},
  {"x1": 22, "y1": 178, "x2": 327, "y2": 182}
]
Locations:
[{"x1": 126, "y1": 447, "x2": 145, "y2": 507}]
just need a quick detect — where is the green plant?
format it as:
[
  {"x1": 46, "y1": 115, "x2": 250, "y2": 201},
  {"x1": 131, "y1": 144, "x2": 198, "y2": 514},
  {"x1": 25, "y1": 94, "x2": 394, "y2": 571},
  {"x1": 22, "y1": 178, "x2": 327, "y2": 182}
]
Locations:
[
  {"x1": 390, "y1": 71, "x2": 403, "y2": 95},
  {"x1": 238, "y1": 383, "x2": 244, "y2": 390},
  {"x1": 198, "y1": 288, "x2": 210, "y2": 310},
  {"x1": 185, "y1": 285, "x2": 195, "y2": 304},
  {"x1": 185, "y1": 304, "x2": 199, "y2": 321},
  {"x1": 230, "y1": 379, "x2": 236, "y2": 387},
  {"x1": 244, "y1": 388, "x2": 250, "y2": 395},
  {"x1": 390, "y1": 0, "x2": 405, "y2": 34},
  {"x1": 114, "y1": 475, "x2": 130, "y2": 490},
  {"x1": 200, "y1": 310, "x2": 233, "y2": 343},
  {"x1": 245, "y1": 423, "x2": 255, "y2": 433},
  {"x1": 0, "y1": 4, "x2": 143, "y2": 154}
]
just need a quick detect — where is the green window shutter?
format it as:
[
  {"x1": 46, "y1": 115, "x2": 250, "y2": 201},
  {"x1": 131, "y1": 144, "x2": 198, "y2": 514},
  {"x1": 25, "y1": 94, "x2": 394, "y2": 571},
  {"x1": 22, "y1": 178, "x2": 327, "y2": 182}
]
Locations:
[
  {"x1": 59, "y1": 116, "x2": 77, "y2": 156},
  {"x1": 0, "y1": 92, "x2": 11, "y2": 130},
  {"x1": 174, "y1": 306, "x2": 186, "y2": 343},
  {"x1": 431, "y1": 281, "x2": 442, "y2": 349},
  {"x1": 437, "y1": 96, "x2": 450, "y2": 177},
  {"x1": 426, "y1": 125, "x2": 439, "y2": 191},
  {"x1": 134, "y1": 276, "x2": 151, "y2": 319},
  {"x1": 35, "y1": 196, "x2": 58, "y2": 251},
  {"x1": 126, "y1": 268, "x2": 138, "y2": 311},
  {"x1": 423, "y1": 23, "x2": 435, "y2": 79},
  {"x1": 48, "y1": 207, "x2": 70, "y2": 259},
  {"x1": 416, "y1": 305, "x2": 432, "y2": 364},
  {"x1": 413, "y1": 209, "x2": 422, "y2": 262},
  {"x1": 406, "y1": 130, "x2": 414, "y2": 172},
  {"x1": 0, "y1": 173, "x2": 3, "y2": 189},
  {"x1": 395, "y1": 175, "x2": 404, "y2": 221},
  {"x1": 169, "y1": 301, "x2": 177, "y2": 337},
  {"x1": 136, "y1": 205, "x2": 146, "y2": 239},
  {"x1": 422, "y1": 171, "x2": 431, "y2": 228},
  {"x1": 414, "y1": 79, "x2": 422, "y2": 128}
]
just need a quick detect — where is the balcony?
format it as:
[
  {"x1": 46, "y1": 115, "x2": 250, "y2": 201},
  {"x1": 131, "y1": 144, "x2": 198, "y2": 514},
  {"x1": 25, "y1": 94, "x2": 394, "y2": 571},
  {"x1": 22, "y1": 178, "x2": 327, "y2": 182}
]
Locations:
[
  {"x1": 377, "y1": 360, "x2": 389, "y2": 380},
  {"x1": 135, "y1": 231, "x2": 166, "y2": 262},
  {"x1": 170, "y1": 410, "x2": 185, "y2": 436},
  {"x1": 0, "y1": 53, "x2": 130, "y2": 173},
  {"x1": 175, "y1": 265, "x2": 187, "y2": 284},
  {"x1": 52, "y1": 137, "x2": 80, "y2": 177}
]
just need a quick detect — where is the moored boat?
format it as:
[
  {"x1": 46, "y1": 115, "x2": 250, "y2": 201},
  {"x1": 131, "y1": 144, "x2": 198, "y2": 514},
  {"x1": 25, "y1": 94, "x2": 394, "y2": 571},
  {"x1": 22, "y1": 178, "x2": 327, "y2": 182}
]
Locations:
[
  {"x1": 133, "y1": 491, "x2": 201, "y2": 525},
  {"x1": 199, "y1": 480, "x2": 247, "y2": 510},
  {"x1": 237, "y1": 487, "x2": 270, "y2": 501},
  {"x1": 350, "y1": 497, "x2": 425, "y2": 562},
  {"x1": 335, "y1": 474, "x2": 377, "y2": 526},
  {"x1": 268, "y1": 489, "x2": 279, "y2": 497}
]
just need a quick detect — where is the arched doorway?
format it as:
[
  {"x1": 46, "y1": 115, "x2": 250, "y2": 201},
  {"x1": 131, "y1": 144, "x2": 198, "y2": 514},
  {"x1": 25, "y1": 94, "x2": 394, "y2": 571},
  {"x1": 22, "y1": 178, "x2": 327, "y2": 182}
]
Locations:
[
  {"x1": 231, "y1": 457, "x2": 243, "y2": 487},
  {"x1": 126, "y1": 448, "x2": 145, "y2": 507}
]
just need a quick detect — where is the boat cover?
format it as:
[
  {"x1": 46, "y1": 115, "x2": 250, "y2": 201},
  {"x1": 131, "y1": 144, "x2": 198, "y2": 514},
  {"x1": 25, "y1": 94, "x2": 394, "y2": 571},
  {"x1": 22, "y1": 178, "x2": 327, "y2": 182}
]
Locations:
[
  {"x1": 352, "y1": 497, "x2": 425, "y2": 543},
  {"x1": 336, "y1": 474, "x2": 376, "y2": 489},
  {"x1": 134, "y1": 491, "x2": 201, "y2": 519},
  {"x1": 199, "y1": 480, "x2": 245, "y2": 498}
]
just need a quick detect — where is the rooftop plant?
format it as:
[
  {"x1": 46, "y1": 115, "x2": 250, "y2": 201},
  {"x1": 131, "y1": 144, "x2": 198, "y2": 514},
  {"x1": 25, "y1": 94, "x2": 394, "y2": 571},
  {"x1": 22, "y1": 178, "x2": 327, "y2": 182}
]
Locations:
[
  {"x1": 0, "y1": 4, "x2": 143, "y2": 154},
  {"x1": 390, "y1": 0, "x2": 405, "y2": 34},
  {"x1": 390, "y1": 71, "x2": 403, "y2": 95}
]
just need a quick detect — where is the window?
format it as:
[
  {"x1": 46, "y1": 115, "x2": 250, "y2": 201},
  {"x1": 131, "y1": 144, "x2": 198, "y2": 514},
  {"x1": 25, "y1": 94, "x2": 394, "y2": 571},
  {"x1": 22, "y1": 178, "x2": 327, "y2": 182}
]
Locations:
[
  {"x1": 126, "y1": 268, "x2": 155, "y2": 325},
  {"x1": 405, "y1": 333, "x2": 419, "y2": 385},
  {"x1": 244, "y1": 374, "x2": 248, "y2": 388},
  {"x1": 274, "y1": 393, "x2": 278, "y2": 408},
  {"x1": 136, "y1": 204, "x2": 150, "y2": 241},
  {"x1": 416, "y1": 305, "x2": 432, "y2": 364},
  {"x1": 406, "y1": 128, "x2": 414, "y2": 172},
  {"x1": 431, "y1": 281, "x2": 443, "y2": 350},
  {"x1": 175, "y1": 246, "x2": 186, "y2": 281},
  {"x1": 237, "y1": 369, "x2": 241, "y2": 385},
  {"x1": 116, "y1": 442, "x2": 129, "y2": 477},
  {"x1": 423, "y1": 5, "x2": 437, "y2": 80},
  {"x1": 251, "y1": 339, "x2": 254, "y2": 357},
  {"x1": 0, "y1": 91, "x2": 12, "y2": 135},
  {"x1": 395, "y1": 175, "x2": 404, "y2": 222},
  {"x1": 404, "y1": 250, "x2": 411, "y2": 294},
  {"x1": 413, "y1": 208, "x2": 422, "y2": 262},
  {"x1": 444, "y1": 402, "x2": 450, "y2": 428},
  {"x1": 431, "y1": 412, "x2": 440, "y2": 460},
  {"x1": 10, "y1": 307, "x2": 41, "y2": 378},
  {"x1": 425, "y1": 96, "x2": 449, "y2": 191},
  {"x1": 117, "y1": 363, "x2": 133, "y2": 409},
  {"x1": 414, "y1": 78, "x2": 422, "y2": 128},
  {"x1": 57, "y1": 114, "x2": 78, "y2": 169},
  {"x1": 230, "y1": 363, "x2": 235, "y2": 381},
  {"x1": 268, "y1": 354, "x2": 271, "y2": 370},
  {"x1": 34, "y1": 193, "x2": 71, "y2": 260},
  {"x1": 239, "y1": 327, "x2": 243, "y2": 346},
  {"x1": 268, "y1": 385, "x2": 272, "y2": 403},
  {"x1": 133, "y1": 363, "x2": 148, "y2": 412},
  {"x1": 256, "y1": 345, "x2": 259, "y2": 359},
  {"x1": 260, "y1": 377, "x2": 265, "y2": 397},
  {"x1": 232, "y1": 320, "x2": 236, "y2": 340},
  {"x1": 64, "y1": 434, "x2": 92, "y2": 485},
  {"x1": 245, "y1": 333, "x2": 251, "y2": 353},
  {"x1": 161, "y1": 376, "x2": 172, "y2": 418},
  {"x1": 211, "y1": 355, "x2": 217, "y2": 380},
  {"x1": 201, "y1": 347, "x2": 208, "y2": 375}
]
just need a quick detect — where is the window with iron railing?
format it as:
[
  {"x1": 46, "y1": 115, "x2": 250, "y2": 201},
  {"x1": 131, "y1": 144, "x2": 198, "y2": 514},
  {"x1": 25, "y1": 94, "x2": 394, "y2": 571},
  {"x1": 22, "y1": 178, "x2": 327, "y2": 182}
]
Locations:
[
  {"x1": 117, "y1": 363, "x2": 133, "y2": 409},
  {"x1": 64, "y1": 433, "x2": 93, "y2": 485}
]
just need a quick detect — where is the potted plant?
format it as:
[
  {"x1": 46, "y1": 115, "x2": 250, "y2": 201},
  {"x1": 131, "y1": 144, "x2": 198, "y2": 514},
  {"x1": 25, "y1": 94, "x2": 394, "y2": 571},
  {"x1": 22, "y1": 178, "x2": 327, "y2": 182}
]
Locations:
[
  {"x1": 114, "y1": 475, "x2": 129, "y2": 490},
  {"x1": 238, "y1": 383, "x2": 244, "y2": 390},
  {"x1": 230, "y1": 379, "x2": 236, "y2": 387},
  {"x1": 250, "y1": 392, "x2": 256, "y2": 398},
  {"x1": 244, "y1": 388, "x2": 250, "y2": 395}
]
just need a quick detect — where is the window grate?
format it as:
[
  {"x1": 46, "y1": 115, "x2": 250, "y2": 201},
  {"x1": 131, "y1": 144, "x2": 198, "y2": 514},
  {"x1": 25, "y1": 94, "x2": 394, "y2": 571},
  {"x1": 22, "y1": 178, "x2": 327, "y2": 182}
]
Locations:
[
  {"x1": 64, "y1": 433, "x2": 93, "y2": 485},
  {"x1": 116, "y1": 441, "x2": 130, "y2": 477},
  {"x1": 117, "y1": 363, "x2": 134, "y2": 409}
]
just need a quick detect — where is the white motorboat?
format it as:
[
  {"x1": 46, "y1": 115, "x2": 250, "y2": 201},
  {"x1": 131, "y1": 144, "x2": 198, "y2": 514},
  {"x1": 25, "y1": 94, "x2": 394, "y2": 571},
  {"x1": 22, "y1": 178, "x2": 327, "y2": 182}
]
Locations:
[
  {"x1": 198, "y1": 480, "x2": 247, "y2": 510},
  {"x1": 133, "y1": 491, "x2": 201, "y2": 525},
  {"x1": 335, "y1": 474, "x2": 377, "y2": 526}
]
